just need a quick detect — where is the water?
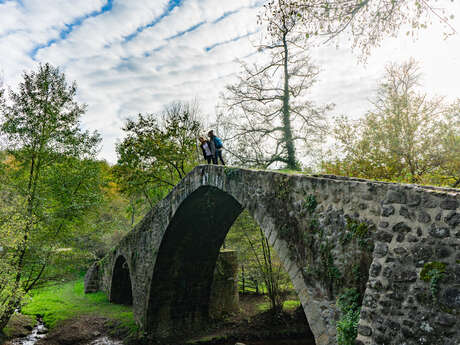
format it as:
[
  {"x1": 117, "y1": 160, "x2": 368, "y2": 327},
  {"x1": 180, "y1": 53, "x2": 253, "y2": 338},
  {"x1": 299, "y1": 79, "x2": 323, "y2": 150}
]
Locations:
[
  {"x1": 224, "y1": 339, "x2": 315, "y2": 345},
  {"x1": 89, "y1": 336, "x2": 123, "y2": 345},
  {"x1": 11, "y1": 319, "x2": 47, "y2": 345},
  {"x1": 10, "y1": 318, "x2": 313, "y2": 345},
  {"x1": 10, "y1": 319, "x2": 124, "y2": 345}
]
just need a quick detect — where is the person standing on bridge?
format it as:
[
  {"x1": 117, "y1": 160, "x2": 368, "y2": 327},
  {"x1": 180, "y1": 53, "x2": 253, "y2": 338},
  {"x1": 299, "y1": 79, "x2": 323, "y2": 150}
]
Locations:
[
  {"x1": 199, "y1": 136, "x2": 213, "y2": 164},
  {"x1": 208, "y1": 130, "x2": 225, "y2": 165}
]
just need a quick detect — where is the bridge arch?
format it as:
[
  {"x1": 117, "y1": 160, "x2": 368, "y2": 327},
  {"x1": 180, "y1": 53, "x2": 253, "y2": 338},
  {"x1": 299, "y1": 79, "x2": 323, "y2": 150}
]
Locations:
[
  {"x1": 110, "y1": 254, "x2": 133, "y2": 306},
  {"x1": 146, "y1": 186, "x2": 243, "y2": 335}
]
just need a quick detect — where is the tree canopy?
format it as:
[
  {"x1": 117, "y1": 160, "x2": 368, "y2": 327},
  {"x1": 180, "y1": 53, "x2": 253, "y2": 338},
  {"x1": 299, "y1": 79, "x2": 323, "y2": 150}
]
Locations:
[
  {"x1": 0, "y1": 63, "x2": 104, "y2": 329},
  {"x1": 323, "y1": 59, "x2": 460, "y2": 186},
  {"x1": 264, "y1": 0, "x2": 456, "y2": 56},
  {"x1": 113, "y1": 101, "x2": 203, "y2": 210}
]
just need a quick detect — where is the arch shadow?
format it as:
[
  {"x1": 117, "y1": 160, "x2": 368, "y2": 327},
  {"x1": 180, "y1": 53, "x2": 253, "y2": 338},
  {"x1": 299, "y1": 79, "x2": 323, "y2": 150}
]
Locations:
[
  {"x1": 146, "y1": 186, "x2": 243, "y2": 335},
  {"x1": 110, "y1": 255, "x2": 133, "y2": 305}
]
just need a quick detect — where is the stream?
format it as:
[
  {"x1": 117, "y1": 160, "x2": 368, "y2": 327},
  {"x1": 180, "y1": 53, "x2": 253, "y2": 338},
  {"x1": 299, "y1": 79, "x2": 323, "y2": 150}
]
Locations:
[
  {"x1": 10, "y1": 319, "x2": 47, "y2": 345},
  {"x1": 10, "y1": 319, "x2": 313, "y2": 345},
  {"x1": 223, "y1": 339, "x2": 315, "y2": 345},
  {"x1": 10, "y1": 319, "x2": 123, "y2": 345}
]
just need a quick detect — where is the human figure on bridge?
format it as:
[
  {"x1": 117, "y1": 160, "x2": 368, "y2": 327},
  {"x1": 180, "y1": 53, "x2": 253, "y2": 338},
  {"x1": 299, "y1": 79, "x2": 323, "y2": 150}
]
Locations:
[
  {"x1": 208, "y1": 130, "x2": 225, "y2": 165},
  {"x1": 199, "y1": 136, "x2": 213, "y2": 164}
]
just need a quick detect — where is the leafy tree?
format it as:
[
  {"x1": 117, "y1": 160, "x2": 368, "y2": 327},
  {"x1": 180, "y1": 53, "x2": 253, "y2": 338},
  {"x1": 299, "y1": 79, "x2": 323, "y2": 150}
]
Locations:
[
  {"x1": 0, "y1": 63, "x2": 103, "y2": 329},
  {"x1": 440, "y1": 100, "x2": 460, "y2": 187},
  {"x1": 225, "y1": 210, "x2": 291, "y2": 313},
  {"x1": 264, "y1": 0, "x2": 456, "y2": 56},
  {"x1": 77, "y1": 163, "x2": 135, "y2": 258},
  {"x1": 113, "y1": 101, "x2": 202, "y2": 212},
  {"x1": 323, "y1": 59, "x2": 460, "y2": 187},
  {"x1": 221, "y1": 0, "x2": 331, "y2": 170}
]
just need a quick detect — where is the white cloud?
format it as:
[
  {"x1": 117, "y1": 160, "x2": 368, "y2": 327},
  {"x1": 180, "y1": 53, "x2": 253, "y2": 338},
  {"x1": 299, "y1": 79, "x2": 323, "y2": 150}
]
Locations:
[{"x1": 0, "y1": 0, "x2": 459, "y2": 162}]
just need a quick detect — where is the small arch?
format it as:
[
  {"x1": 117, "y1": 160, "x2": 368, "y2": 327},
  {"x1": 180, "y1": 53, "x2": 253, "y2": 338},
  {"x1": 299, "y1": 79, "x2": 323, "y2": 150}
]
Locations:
[{"x1": 110, "y1": 255, "x2": 133, "y2": 305}]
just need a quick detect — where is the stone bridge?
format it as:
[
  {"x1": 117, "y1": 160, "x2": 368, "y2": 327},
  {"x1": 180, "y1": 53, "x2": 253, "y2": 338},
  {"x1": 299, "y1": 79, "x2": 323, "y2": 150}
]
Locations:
[{"x1": 84, "y1": 165, "x2": 460, "y2": 345}]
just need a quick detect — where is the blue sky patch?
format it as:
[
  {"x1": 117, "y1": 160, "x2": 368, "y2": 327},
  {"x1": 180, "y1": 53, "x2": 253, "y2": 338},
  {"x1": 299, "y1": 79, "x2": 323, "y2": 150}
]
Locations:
[
  {"x1": 204, "y1": 31, "x2": 258, "y2": 52},
  {"x1": 122, "y1": 0, "x2": 184, "y2": 43},
  {"x1": 29, "y1": 0, "x2": 114, "y2": 60}
]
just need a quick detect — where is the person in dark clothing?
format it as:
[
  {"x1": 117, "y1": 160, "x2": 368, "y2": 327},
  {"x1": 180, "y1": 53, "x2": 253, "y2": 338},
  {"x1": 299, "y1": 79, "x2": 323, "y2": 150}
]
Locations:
[
  {"x1": 199, "y1": 136, "x2": 213, "y2": 164},
  {"x1": 208, "y1": 130, "x2": 225, "y2": 165}
]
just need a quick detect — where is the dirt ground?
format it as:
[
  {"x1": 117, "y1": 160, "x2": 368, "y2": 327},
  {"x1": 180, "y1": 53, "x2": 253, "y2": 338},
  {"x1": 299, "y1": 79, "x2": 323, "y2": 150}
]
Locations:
[
  {"x1": 5, "y1": 295, "x2": 315, "y2": 345},
  {"x1": 36, "y1": 316, "x2": 110, "y2": 345},
  {"x1": 182, "y1": 294, "x2": 314, "y2": 345}
]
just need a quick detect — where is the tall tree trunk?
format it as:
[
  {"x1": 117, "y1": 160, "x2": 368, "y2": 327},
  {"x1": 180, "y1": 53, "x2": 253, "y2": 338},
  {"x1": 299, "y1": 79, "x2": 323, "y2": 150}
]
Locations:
[
  {"x1": 241, "y1": 264, "x2": 245, "y2": 294},
  {"x1": 282, "y1": 29, "x2": 297, "y2": 170},
  {"x1": 0, "y1": 301, "x2": 17, "y2": 331}
]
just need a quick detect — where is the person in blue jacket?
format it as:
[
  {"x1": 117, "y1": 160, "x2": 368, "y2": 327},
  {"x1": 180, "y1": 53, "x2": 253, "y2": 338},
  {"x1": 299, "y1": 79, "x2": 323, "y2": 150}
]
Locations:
[{"x1": 208, "y1": 130, "x2": 225, "y2": 165}]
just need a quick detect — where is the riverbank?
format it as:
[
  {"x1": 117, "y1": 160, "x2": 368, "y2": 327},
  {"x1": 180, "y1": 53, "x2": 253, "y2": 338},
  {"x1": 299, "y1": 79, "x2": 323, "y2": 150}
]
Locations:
[
  {"x1": 2, "y1": 279, "x2": 315, "y2": 345},
  {"x1": 1, "y1": 279, "x2": 137, "y2": 344}
]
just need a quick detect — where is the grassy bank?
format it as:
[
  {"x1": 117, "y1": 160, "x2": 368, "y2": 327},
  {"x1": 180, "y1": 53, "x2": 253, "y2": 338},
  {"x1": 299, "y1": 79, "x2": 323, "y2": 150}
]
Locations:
[
  {"x1": 4, "y1": 279, "x2": 308, "y2": 345},
  {"x1": 20, "y1": 278, "x2": 137, "y2": 334},
  {"x1": 257, "y1": 300, "x2": 301, "y2": 312}
]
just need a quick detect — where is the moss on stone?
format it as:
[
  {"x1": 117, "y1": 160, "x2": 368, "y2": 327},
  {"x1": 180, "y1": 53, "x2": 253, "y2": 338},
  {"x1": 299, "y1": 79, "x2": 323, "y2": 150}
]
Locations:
[
  {"x1": 346, "y1": 218, "x2": 369, "y2": 238},
  {"x1": 319, "y1": 241, "x2": 342, "y2": 296},
  {"x1": 3, "y1": 314, "x2": 36, "y2": 338},
  {"x1": 419, "y1": 262, "x2": 447, "y2": 282},
  {"x1": 303, "y1": 194, "x2": 317, "y2": 214},
  {"x1": 223, "y1": 167, "x2": 239, "y2": 179},
  {"x1": 340, "y1": 217, "x2": 373, "y2": 252},
  {"x1": 277, "y1": 176, "x2": 292, "y2": 201}
]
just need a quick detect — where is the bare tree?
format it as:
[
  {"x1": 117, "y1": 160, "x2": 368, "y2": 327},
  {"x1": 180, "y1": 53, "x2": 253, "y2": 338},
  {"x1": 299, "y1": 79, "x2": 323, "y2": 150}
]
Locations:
[
  {"x1": 263, "y1": 0, "x2": 456, "y2": 57},
  {"x1": 221, "y1": 0, "x2": 331, "y2": 170}
]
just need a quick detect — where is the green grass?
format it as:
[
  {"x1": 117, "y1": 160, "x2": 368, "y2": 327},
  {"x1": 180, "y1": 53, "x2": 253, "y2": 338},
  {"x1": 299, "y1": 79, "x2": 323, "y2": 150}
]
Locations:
[
  {"x1": 21, "y1": 279, "x2": 137, "y2": 333},
  {"x1": 256, "y1": 299, "x2": 301, "y2": 312},
  {"x1": 271, "y1": 169, "x2": 309, "y2": 175},
  {"x1": 238, "y1": 282, "x2": 267, "y2": 294}
]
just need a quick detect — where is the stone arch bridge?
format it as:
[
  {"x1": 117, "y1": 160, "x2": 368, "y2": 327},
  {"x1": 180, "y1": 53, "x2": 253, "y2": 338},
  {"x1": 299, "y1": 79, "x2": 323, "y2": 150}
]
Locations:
[{"x1": 85, "y1": 165, "x2": 460, "y2": 345}]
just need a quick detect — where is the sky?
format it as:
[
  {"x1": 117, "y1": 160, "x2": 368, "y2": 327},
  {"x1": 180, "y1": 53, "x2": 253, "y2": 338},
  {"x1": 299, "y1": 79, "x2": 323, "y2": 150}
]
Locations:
[{"x1": 0, "y1": 0, "x2": 459, "y2": 163}]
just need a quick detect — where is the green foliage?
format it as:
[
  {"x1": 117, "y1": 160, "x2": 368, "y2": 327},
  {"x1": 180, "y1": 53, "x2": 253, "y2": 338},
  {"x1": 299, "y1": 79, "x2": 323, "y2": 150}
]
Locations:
[
  {"x1": 277, "y1": 177, "x2": 292, "y2": 201},
  {"x1": 303, "y1": 194, "x2": 317, "y2": 214},
  {"x1": 319, "y1": 242, "x2": 341, "y2": 295},
  {"x1": 336, "y1": 309, "x2": 361, "y2": 345},
  {"x1": 323, "y1": 60, "x2": 460, "y2": 188},
  {"x1": 346, "y1": 220, "x2": 368, "y2": 238},
  {"x1": 113, "y1": 101, "x2": 202, "y2": 211},
  {"x1": 340, "y1": 217, "x2": 372, "y2": 251},
  {"x1": 0, "y1": 63, "x2": 104, "y2": 329},
  {"x1": 257, "y1": 299, "x2": 300, "y2": 312},
  {"x1": 420, "y1": 262, "x2": 447, "y2": 282},
  {"x1": 336, "y1": 288, "x2": 361, "y2": 345},
  {"x1": 223, "y1": 167, "x2": 240, "y2": 180},
  {"x1": 420, "y1": 262, "x2": 447, "y2": 301},
  {"x1": 224, "y1": 210, "x2": 292, "y2": 313},
  {"x1": 337, "y1": 288, "x2": 361, "y2": 314},
  {"x1": 309, "y1": 218, "x2": 318, "y2": 231}
]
